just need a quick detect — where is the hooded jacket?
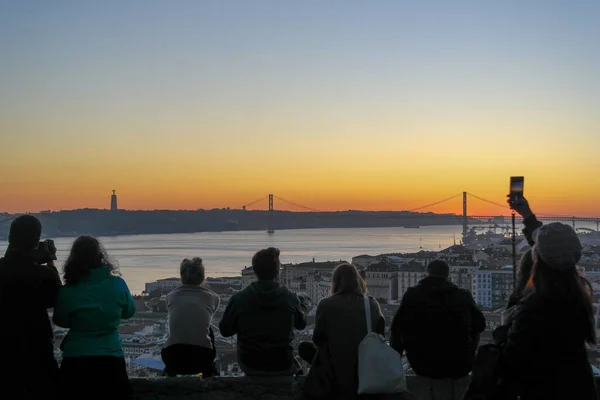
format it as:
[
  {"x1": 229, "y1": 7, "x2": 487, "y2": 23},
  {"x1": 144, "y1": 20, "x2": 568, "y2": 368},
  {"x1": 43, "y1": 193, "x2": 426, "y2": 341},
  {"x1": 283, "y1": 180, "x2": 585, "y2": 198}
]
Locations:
[
  {"x1": 52, "y1": 266, "x2": 136, "y2": 357},
  {"x1": 390, "y1": 276, "x2": 486, "y2": 379},
  {"x1": 219, "y1": 280, "x2": 308, "y2": 371}
]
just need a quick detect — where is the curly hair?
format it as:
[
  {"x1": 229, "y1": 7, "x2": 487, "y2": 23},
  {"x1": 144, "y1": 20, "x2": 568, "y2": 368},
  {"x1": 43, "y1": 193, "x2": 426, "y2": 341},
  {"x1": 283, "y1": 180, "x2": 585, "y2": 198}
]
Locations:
[{"x1": 63, "y1": 236, "x2": 119, "y2": 285}]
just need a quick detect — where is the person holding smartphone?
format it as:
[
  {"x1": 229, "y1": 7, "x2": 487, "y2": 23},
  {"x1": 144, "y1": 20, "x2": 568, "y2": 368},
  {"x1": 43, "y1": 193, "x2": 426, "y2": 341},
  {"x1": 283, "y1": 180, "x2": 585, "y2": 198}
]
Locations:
[
  {"x1": 0, "y1": 215, "x2": 62, "y2": 400},
  {"x1": 507, "y1": 195, "x2": 543, "y2": 247}
]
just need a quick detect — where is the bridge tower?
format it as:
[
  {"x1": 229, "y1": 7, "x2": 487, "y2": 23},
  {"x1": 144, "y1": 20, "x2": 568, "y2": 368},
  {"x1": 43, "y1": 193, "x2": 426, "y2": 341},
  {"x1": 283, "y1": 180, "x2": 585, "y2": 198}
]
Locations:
[
  {"x1": 462, "y1": 192, "x2": 468, "y2": 241},
  {"x1": 267, "y1": 194, "x2": 275, "y2": 234}
]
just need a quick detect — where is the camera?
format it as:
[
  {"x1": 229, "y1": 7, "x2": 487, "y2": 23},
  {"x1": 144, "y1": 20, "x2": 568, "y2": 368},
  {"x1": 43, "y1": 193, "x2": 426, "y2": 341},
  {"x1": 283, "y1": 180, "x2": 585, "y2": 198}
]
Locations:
[{"x1": 35, "y1": 239, "x2": 57, "y2": 264}]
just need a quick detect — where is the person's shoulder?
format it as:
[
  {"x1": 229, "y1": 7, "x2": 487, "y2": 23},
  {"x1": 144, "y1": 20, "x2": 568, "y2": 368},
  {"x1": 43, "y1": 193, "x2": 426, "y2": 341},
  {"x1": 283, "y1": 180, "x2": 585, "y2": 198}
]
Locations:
[
  {"x1": 201, "y1": 286, "x2": 221, "y2": 301},
  {"x1": 274, "y1": 285, "x2": 298, "y2": 302},
  {"x1": 35, "y1": 263, "x2": 58, "y2": 278},
  {"x1": 317, "y1": 295, "x2": 333, "y2": 307},
  {"x1": 455, "y1": 286, "x2": 474, "y2": 299},
  {"x1": 315, "y1": 296, "x2": 333, "y2": 314},
  {"x1": 228, "y1": 289, "x2": 244, "y2": 303},
  {"x1": 110, "y1": 275, "x2": 130, "y2": 292},
  {"x1": 402, "y1": 285, "x2": 420, "y2": 299},
  {"x1": 165, "y1": 286, "x2": 179, "y2": 301}
]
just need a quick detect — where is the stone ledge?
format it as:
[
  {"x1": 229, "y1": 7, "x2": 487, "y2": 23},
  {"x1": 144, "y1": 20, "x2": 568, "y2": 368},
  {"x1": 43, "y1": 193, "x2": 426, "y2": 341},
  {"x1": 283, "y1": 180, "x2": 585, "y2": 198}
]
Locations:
[
  {"x1": 130, "y1": 376, "x2": 600, "y2": 400},
  {"x1": 131, "y1": 376, "x2": 295, "y2": 400}
]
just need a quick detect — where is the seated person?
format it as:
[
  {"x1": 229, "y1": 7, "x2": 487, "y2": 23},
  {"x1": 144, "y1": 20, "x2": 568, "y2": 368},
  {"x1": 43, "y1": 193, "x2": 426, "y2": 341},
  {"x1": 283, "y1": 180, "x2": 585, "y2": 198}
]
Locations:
[
  {"x1": 162, "y1": 257, "x2": 220, "y2": 377},
  {"x1": 219, "y1": 247, "x2": 310, "y2": 376}
]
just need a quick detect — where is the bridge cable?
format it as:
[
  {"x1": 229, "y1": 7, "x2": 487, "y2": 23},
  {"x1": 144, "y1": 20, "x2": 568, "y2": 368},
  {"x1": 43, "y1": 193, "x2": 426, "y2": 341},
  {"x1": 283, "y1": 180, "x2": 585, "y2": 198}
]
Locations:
[
  {"x1": 466, "y1": 193, "x2": 508, "y2": 210},
  {"x1": 273, "y1": 196, "x2": 321, "y2": 212},
  {"x1": 407, "y1": 193, "x2": 462, "y2": 212},
  {"x1": 243, "y1": 196, "x2": 269, "y2": 209}
]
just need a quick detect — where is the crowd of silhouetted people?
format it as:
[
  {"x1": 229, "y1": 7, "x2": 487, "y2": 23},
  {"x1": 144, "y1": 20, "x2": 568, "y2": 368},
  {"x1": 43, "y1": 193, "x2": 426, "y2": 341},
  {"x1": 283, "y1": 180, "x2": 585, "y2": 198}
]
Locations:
[{"x1": 0, "y1": 196, "x2": 597, "y2": 400}]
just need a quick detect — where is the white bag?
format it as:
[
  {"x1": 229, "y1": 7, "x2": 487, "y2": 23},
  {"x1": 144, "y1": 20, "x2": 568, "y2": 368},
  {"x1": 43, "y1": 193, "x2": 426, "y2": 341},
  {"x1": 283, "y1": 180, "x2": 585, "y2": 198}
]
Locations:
[{"x1": 357, "y1": 296, "x2": 407, "y2": 394}]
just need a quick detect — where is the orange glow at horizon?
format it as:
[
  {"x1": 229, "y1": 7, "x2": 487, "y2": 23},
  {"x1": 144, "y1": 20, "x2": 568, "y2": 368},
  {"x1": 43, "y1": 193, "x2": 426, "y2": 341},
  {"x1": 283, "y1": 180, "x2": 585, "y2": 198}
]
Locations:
[{"x1": 2, "y1": 3, "x2": 600, "y2": 217}]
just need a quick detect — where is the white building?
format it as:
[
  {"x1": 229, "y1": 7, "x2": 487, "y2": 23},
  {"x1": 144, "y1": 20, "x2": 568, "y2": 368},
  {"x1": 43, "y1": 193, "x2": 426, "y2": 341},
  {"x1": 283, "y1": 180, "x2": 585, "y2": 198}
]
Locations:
[
  {"x1": 121, "y1": 335, "x2": 165, "y2": 357},
  {"x1": 241, "y1": 267, "x2": 256, "y2": 289},
  {"x1": 144, "y1": 278, "x2": 180, "y2": 294}
]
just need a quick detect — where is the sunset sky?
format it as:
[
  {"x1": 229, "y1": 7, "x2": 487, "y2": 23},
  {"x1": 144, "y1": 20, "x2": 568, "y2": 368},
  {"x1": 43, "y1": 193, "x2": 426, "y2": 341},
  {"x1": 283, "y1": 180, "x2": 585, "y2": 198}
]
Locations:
[{"x1": 1, "y1": 1, "x2": 599, "y2": 216}]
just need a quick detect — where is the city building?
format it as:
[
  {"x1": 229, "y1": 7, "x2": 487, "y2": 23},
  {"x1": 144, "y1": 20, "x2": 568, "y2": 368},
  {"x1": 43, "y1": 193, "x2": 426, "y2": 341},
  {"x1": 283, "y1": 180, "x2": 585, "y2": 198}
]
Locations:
[
  {"x1": 205, "y1": 277, "x2": 242, "y2": 292},
  {"x1": 397, "y1": 263, "x2": 427, "y2": 299},
  {"x1": 122, "y1": 335, "x2": 165, "y2": 357},
  {"x1": 306, "y1": 270, "x2": 333, "y2": 304},
  {"x1": 279, "y1": 260, "x2": 341, "y2": 292},
  {"x1": 241, "y1": 266, "x2": 256, "y2": 289},
  {"x1": 144, "y1": 277, "x2": 181, "y2": 294},
  {"x1": 472, "y1": 265, "x2": 514, "y2": 309},
  {"x1": 450, "y1": 264, "x2": 480, "y2": 292},
  {"x1": 352, "y1": 255, "x2": 379, "y2": 269},
  {"x1": 363, "y1": 260, "x2": 399, "y2": 302}
]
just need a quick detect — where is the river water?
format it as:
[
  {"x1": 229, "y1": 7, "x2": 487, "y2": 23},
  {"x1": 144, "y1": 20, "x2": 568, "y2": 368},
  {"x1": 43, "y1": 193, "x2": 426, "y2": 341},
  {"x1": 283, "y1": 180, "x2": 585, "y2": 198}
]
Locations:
[{"x1": 1, "y1": 223, "x2": 597, "y2": 294}]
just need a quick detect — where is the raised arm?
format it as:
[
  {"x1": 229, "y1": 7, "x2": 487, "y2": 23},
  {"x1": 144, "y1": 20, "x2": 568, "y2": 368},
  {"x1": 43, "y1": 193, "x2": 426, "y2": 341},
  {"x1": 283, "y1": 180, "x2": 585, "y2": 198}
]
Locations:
[{"x1": 508, "y1": 196, "x2": 543, "y2": 246}]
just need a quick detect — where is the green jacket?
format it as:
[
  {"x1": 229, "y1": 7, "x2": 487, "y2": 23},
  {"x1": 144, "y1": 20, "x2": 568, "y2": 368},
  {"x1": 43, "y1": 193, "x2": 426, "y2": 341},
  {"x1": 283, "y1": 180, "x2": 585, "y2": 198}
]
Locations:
[{"x1": 53, "y1": 266, "x2": 136, "y2": 357}]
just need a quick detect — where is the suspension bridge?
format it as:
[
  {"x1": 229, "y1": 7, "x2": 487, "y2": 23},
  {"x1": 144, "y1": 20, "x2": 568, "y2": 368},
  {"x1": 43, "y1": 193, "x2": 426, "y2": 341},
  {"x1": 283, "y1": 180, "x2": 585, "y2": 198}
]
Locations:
[{"x1": 242, "y1": 192, "x2": 600, "y2": 234}]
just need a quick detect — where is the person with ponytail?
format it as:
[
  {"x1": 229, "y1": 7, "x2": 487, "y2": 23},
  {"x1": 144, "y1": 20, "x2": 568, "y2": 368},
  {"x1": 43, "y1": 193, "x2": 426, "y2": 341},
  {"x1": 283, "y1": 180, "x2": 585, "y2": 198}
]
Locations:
[
  {"x1": 503, "y1": 223, "x2": 596, "y2": 400},
  {"x1": 161, "y1": 257, "x2": 220, "y2": 377}
]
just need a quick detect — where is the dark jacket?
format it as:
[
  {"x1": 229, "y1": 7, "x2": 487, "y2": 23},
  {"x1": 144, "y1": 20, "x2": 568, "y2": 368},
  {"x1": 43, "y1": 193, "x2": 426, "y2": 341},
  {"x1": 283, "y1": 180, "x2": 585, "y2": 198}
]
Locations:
[
  {"x1": 312, "y1": 293, "x2": 385, "y2": 397},
  {"x1": 391, "y1": 276, "x2": 486, "y2": 379},
  {"x1": 504, "y1": 293, "x2": 596, "y2": 400},
  {"x1": 219, "y1": 280, "x2": 308, "y2": 371},
  {"x1": 0, "y1": 249, "x2": 62, "y2": 398}
]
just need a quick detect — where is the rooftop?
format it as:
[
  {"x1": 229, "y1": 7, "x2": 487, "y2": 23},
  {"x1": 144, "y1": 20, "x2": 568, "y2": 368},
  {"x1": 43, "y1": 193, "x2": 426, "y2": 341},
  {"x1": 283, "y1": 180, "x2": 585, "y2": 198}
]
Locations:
[
  {"x1": 285, "y1": 261, "x2": 344, "y2": 270},
  {"x1": 366, "y1": 260, "x2": 400, "y2": 272}
]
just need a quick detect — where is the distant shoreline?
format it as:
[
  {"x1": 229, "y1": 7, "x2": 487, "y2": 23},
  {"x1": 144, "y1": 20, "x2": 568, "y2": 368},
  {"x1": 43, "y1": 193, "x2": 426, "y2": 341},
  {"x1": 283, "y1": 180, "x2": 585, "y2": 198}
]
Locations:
[
  {"x1": 1, "y1": 223, "x2": 468, "y2": 243},
  {"x1": 0, "y1": 208, "x2": 488, "y2": 241}
]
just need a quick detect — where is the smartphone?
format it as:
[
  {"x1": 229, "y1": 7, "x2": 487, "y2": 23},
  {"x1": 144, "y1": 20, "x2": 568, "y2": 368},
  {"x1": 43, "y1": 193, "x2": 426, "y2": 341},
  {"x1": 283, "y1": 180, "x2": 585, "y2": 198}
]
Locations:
[{"x1": 510, "y1": 176, "x2": 524, "y2": 202}]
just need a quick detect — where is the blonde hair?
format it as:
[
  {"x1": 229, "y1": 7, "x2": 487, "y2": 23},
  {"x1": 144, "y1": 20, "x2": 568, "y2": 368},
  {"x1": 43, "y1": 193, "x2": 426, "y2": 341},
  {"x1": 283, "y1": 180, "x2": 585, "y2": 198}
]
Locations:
[{"x1": 180, "y1": 257, "x2": 205, "y2": 285}]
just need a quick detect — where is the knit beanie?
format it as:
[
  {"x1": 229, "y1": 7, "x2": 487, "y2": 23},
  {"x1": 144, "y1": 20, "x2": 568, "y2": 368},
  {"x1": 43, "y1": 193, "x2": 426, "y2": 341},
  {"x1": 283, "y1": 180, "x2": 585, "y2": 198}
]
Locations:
[{"x1": 533, "y1": 223, "x2": 582, "y2": 271}]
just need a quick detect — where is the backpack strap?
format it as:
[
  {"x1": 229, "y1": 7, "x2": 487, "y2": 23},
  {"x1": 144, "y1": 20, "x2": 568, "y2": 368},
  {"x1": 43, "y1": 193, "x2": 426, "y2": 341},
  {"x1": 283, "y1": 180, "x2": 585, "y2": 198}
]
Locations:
[{"x1": 363, "y1": 295, "x2": 372, "y2": 334}]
